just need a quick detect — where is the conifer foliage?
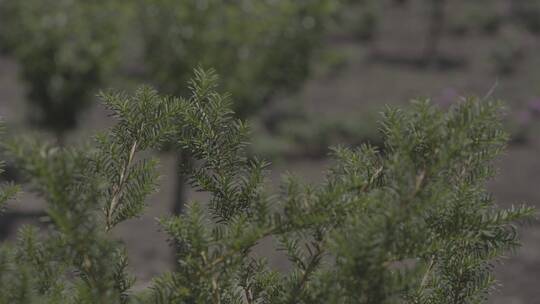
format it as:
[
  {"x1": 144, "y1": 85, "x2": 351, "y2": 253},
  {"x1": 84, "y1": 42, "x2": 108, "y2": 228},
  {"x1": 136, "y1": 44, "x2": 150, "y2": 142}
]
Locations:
[
  {"x1": 0, "y1": 123, "x2": 18, "y2": 214},
  {"x1": 0, "y1": 70, "x2": 534, "y2": 303}
]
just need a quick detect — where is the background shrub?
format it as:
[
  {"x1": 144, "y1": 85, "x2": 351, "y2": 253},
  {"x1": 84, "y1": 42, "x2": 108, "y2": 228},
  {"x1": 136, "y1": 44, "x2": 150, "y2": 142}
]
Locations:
[
  {"x1": 0, "y1": 0, "x2": 124, "y2": 143},
  {"x1": 139, "y1": 0, "x2": 339, "y2": 119}
]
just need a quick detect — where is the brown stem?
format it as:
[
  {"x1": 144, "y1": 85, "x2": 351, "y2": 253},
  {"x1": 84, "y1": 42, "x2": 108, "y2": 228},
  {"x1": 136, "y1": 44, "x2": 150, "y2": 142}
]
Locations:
[
  {"x1": 106, "y1": 140, "x2": 138, "y2": 231},
  {"x1": 289, "y1": 243, "x2": 324, "y2": 303},
  {"x1": 205, "y1": 227, "x2": 279, "y2": 272},
  {"x1": 212, "y1": 276, "x2": 221, "y2": 304},
  {"x1": 420, "y1": 256, "x2": 435, "y2": 288},
  {"x1": 244, "y1": 284, "x2": 254, "y2": 304}
]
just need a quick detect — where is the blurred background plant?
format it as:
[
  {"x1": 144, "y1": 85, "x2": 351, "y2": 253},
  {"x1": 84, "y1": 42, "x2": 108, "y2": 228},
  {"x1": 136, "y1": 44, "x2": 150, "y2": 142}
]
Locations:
[
  {"x1": 0, "y1": 0, "x2": 126, "y2": 144},
  {"x1": 491, "y1": 25, "x2": 525, "y2": 75},
  {"x1": 447, "y1": 0, "x2": 502, "y2": 37},
  {"x1": 511, "y1": 1, "x2": 540, "y2": 36},
  {"x1": 139, "y1": 0, "x2": 342, "y2": 122}
]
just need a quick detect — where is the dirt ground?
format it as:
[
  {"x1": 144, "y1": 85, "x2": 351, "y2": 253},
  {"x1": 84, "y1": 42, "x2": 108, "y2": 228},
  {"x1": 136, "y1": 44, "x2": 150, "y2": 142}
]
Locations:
[{"x1": 1, "y1": 1, "x2": 540, "y2": 302}]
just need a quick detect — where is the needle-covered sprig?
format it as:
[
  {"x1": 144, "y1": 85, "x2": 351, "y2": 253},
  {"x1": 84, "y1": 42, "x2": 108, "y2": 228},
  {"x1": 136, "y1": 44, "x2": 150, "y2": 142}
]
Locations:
[{"x1": 0, "y1": 70, "x2": 535, "y2": 304}]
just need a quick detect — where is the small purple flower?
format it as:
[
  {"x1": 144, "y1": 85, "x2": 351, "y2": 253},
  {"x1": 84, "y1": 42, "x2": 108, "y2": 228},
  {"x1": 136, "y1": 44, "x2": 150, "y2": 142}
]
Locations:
[
  {"x1": 517, "y1": 110, "x2": 532, "y2": 126},
  {"x1": 436, "y1": 88, "x2": 459, "y2": 107},
  {"x1": 528, "y1": 98, "x2": 540, "y2": 115}
]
